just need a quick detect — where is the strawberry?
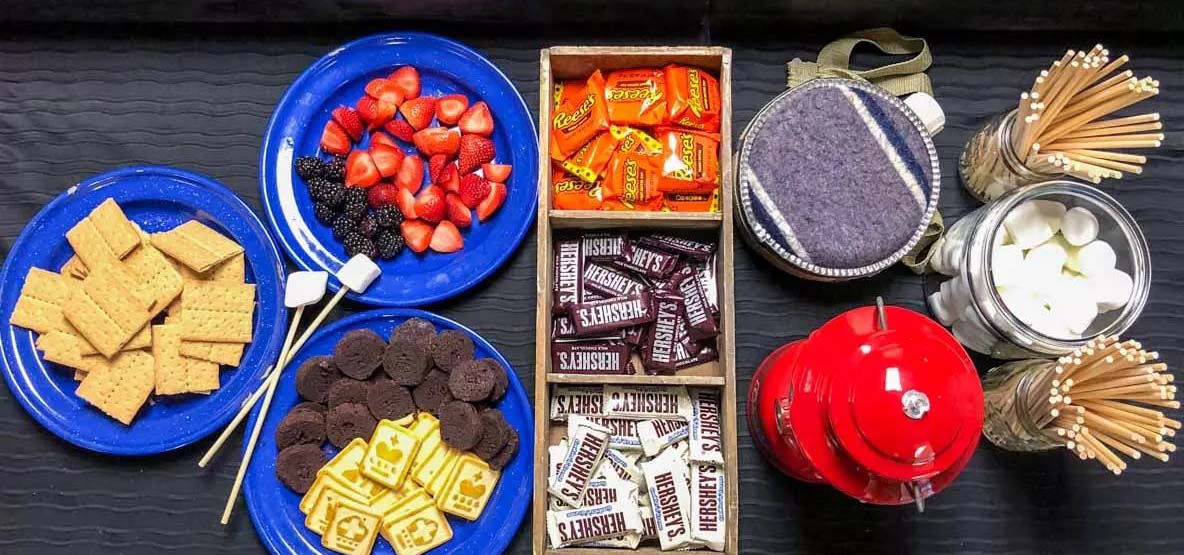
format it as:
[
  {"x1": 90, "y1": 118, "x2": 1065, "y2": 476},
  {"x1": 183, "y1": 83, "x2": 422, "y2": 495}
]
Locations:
[
  {"x1": 345, "y1": 150, "x2": 381, "y2": 188},
  {"x1": 365, "y1": 78, "x2": 404, "y2": 106},
  {"x1": 428, "y1": 154, "x2": 448, "y2": 182},
  {"x1": 436, "y1": 94, "x2": 469, "y2": 125},
  {"x1": 458, "y1": 101, "x2": 494, "y2": 136},
  {"x1": 445, "y1": 193, "x2": 472, "y2": 228},
  {"x1": 456, "y1": 134, "x2": 496, "y2": 175},
  {"x1": 400, "y1": 97, "x2": 436, "y2": 131},
  {"x1": 370, "y1": 132, "x2": 399, "y2": 149},
  {"x1": 413, "y1": 127, "x2": 460, "y2": 158},
  {"x1": 332, "y1": 107, "x2": 364, "y2": 141},
  {"x1": 396, "y1": 187, "x2": 418, "y2": 219},
  {"x1": 415, "y1": 184, "x2": 447, "y2": 223},
  {"x1": 476, "y1": 181, "x2": 507, "y2": 222},
  {"x1": 355, "y1": 96, "x2": 379, "y2": 126},
  {"x1": 401, "y1": 219, "x2": 433, "y2": 253},
  {"x1": 372, "y1": 100, "x2": 398, "y2": 130},
  {"x1": 390, "y1": 66, "x2": 421, "y2": 100},
  {"x1": 370, "y1": 143, "x2": 405, "y2": 178},
  {"x1": 481, "y1": 163, "x2": 512, "y2": 183},
  {"x1": 430, "y1": 220, "x2": 464, "y2": 253},
  {"x1": 320, "y1": 121, "x2": 352, "y2": 155},
  {"x1": 367, "y1": 182, "x2": 400, "y2": 208},
  {"x1": 458, "y1": 173, "x2": 491, "y2": 208},
  {"x1": 436, "y1": 163, "x2": 460, "y2": 193},
  {"x1": 395, "y1": 154, "x2": 424, "y2": 193},
  {"x1": 385, "y1": 118, "x2": 416, "y2": 142}
]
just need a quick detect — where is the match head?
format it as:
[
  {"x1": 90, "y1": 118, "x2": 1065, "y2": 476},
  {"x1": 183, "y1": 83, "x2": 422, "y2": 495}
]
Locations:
[
  {"x1": 285, "y1": 271, "x2": 329, "y2": 308},
  {"x1": 337, "y1": 254, "x2": 381, "y2": 293}
]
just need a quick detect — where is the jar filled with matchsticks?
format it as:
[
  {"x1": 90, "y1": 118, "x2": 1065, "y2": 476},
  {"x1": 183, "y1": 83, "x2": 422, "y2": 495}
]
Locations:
[
  {"x1": 960, "y1": 44, "x2": 1163, "y2": 201},
  {"x1": 982, "y1": 336, "x2": 1178, "y2": 475}
]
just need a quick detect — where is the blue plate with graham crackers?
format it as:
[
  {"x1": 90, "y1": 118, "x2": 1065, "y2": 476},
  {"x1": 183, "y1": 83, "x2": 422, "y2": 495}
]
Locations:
[{"x1": 0, "y1": 166, "x2": 287, "y2": 456}]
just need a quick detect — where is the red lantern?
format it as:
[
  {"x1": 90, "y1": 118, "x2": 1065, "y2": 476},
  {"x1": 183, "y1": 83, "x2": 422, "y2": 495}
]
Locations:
[{"x1": 747, "y1": 299, "x2": 983, "y2": 510}]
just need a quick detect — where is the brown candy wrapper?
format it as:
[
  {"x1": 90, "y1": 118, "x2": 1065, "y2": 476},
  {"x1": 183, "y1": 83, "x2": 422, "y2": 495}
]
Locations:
[
  {"x1": 567, "y1": 291, "x2": 655, "y2": 336},
  {"x1": 552, "y1": 340, "x2": 634, "y2": 375}
]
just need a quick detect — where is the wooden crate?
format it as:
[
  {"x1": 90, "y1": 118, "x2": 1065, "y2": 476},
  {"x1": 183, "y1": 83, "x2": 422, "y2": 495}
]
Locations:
[{"x1": 533, "y1": 46, "x2": 738, "y2": 555}]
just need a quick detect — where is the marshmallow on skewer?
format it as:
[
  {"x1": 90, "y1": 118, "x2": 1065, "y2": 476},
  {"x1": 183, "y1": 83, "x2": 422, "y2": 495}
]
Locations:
[
  {"x1": 1087, "y1": 268, "x2": 1134, "y2": 313},
  {"x1": 1061, "y1": 207, "x2": 1099, "y2": 246},
  {"x1": 1065, "y1": 240, "x2": 1116, "y2": 276},
  {"x1": 285, "y1": 271, "x2": 329, "y2": 308},
  {"x1": 338, "y1": 254, "x2": 382, "y2": 293}
]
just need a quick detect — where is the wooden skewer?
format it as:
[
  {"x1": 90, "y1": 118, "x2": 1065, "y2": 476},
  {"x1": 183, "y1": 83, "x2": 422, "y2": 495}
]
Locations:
[
  {"x1": 1043, "y1": 139, "x2": 1162, "y2": 151},
  {"x1": 1093, "y1": 430, "x2": 1143, "y2": 460},
  {"x1": 1069, "y1": 374, "x2": 1156, "y2": 395},
  {"x1": 1076, "y1": 113, "x2": 1159, "y2": 131},
  {"x1": 1081, "y1": 411, "x2": 1147, "y2": 442},
  {"x1": 1078, "y1": 429, "x2": 1126, "y2": 473},
  {"x1": 1057, "y1": 121, "x2": 1162, "y2": 140}
]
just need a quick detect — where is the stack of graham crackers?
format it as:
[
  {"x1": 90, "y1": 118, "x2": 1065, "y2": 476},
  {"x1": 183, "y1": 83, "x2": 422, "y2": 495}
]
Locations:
[{"x1": 9, "y1": 198, "x2": 257, "y2": 425}]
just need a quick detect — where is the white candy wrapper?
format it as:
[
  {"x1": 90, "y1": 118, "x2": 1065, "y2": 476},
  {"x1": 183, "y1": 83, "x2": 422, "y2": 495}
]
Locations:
[
  {"x1": 548, "y1": 440, "x2": 568, "y2": 486},
  {"x1": 550, "y1": 385, "x2": 606, "y2": 420},
  {"x1": 597, "y1": 447, "x2": 644, "y2": 488},
  {"x1": 584, "y1": 533, "x2": 643, "y2": 549},
  {"x1": 689, "y1": 388, "x2": 724, "y2": 465},
  {"x1": 641, "y1": 446, "x2": 694, "y2": 550},
  {"x1": 640, "y1": 504, "x2": 658, "y2": 539},
  {"x1": 605, "y1": 385, "x2": 691, "y2": 419},
  {"x1": 547, "y1": 502, "x2": 644, "y2": 548},
  {"x1": 549, "y1": 417, "x2": 610, "y2": 507},
  {"x1": 691, "y1": 463, "x2": 726, "y2": 551},
  {"x1": 572, "y1": 416, "x2": 643, "y2": 452},
  {"x1": 552, "y1": 477, "x2": 639, "y2": 511},
  {"x1": 637, "y1": 418, "x2": 690, "y2": 456}
]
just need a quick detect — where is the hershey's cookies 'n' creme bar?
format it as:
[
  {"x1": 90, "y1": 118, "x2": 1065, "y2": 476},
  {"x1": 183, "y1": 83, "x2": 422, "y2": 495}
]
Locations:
[
  {"x1": 549, "y1": 385, "x2": 605, "y2": 420},
  {"x1": 605, "y1": 385, "x2": 690, "y2": 419},
  {"x1": 548, "y1": 417, "x2": 610, "y2": 507},
  {"x1": 689, "y1": 387, "x2": 724, "y2": 465},
  {"x1": 547, "y1": 502, "x2": 644, "y2": 548}
]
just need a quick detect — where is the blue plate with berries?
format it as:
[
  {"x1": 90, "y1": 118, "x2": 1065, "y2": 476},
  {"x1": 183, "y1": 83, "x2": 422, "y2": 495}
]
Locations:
[{"x1": 258, "y1": 32, "x2": 539, "y2": 307}]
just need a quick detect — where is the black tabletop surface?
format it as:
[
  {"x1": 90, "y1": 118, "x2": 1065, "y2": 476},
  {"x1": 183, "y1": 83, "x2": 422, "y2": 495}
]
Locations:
[{"x1": 0, "y1": 25, "x2": 1181, "y2": 555}]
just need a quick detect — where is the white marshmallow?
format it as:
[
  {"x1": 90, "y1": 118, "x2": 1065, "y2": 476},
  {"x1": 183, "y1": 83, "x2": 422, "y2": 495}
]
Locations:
[
  {"x1": 941, "y1": 277, "x2": 971, "y2": 318},
  {"x1": 337, "y1": 254, "x2": 382, "y2": 293},
  {"x1": 940, "y1": 233, "x2": 965, "y2": 276},
  {"x1": 1065, "y1": 240, "x2": 1116, "y2": 276},
  {"x1": 994, "y1": 226, "x2": 1012, "y2": 247},
  {"x1": 1060, "y1": 207, "x2": 1099, "y2": 246},
  {"x1": 928, "y1": 290, "x2": 957, "y2": 326},
  {"x1": 1029, "y1": 200, "x2": 1068, "y2": 235},
  {"x1": 998, "y1": 286, "x2": 1049, "y2": 328},
  {"x1": 1023, "y1": 239, "x2": 1070, "y2": 278},
  {"x1": 1087, "y1": 268, "x2": 1134, "y2": 313},
  {"x1": 284, "y1": 271, "x2": 329, "y2": 308},
  {"x1": 1047, "y1": 275, "x2": 1099, "y2": 335},
  {"x1": 990, "y1": 244, "x2": 1025, "y2": 288},
  {"x1": 1003, "y1": 201, "x2": 1056, "y2": 249}
]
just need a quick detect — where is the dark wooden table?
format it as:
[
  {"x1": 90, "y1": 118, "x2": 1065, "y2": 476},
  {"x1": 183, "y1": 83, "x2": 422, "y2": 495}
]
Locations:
[{"x1": 0, "y1": 24, "x2": 1180, "y2": 555}]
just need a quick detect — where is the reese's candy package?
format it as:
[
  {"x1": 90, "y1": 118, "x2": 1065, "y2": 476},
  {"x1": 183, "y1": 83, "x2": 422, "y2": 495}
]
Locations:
[
  {"x1": 561, "y1": 132, "x2": 619, "y2": 183},
  {"x1": 665, "y1": 65, "x2": 722, "y2": 133},
  {"x1": 604, "y1": 68, "x2": 667, "y2": 127},
  {"x1": 657, "y1": 127, "x2": 721, "y2": 193},
  {"x1": 664, "y1": 191, "x2": 716, "y2": 212},
  {"x1": 610, "y1": 125, "x2": 663, "y2": 156},
  {"x1": 601, "y1": 151, "x2": 662, "y2": 209},
  {"x1": 550, "y1": 70, "x2": 610, "y2": 161},
  {"x1": 553, "y1": 169, "x2": 603, "y2": 211}
]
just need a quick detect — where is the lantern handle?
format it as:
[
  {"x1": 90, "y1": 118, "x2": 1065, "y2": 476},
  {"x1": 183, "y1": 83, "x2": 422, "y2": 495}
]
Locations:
[{"x1": 875, "y1": 296, "x2": 888, "y2": 330}]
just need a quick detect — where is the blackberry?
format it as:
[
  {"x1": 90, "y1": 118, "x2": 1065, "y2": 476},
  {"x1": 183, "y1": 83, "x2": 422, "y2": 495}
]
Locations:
[
  {"x1": 308, "y1": 178, "x2": 345, "y2": 206},
  {"x1": 374, "y1": 205, "x2": 403, "y2": 228},
  {"x1": 341, "y1": 188, "x2": 368, "y2": 220},
  {"x1": 374, "y1": 228, "x2": 405, "y2": 259},
  {"x1": 342, "y1": 231, "x2": 377, "y2": 258},
  {"x1": 323, "y1": 157, "x2": 346, "y2": 183},
  {"x1": 295, "y1": 156, "x2": 325, "y2": 181},
  {"x1": 331, "y1": 214, "x2": 357, "y2": 241},
  {"x1": 313, "y1": 202, "x2": 337, "y2": 225},
  {"x1": 357, "y1": 213, "x2": 378, "y2": 238}
]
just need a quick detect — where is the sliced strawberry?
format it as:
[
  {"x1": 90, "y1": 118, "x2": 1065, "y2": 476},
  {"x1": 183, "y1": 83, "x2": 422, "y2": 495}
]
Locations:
[
  {"x1": 384, "y1": 118, "x2": 416, "y2": 142},
  {"x1": 372, "y1": 100, "x2": 398, "y2": 130},
  {"x1": 445, "y1": 193, "x2": 472, "y2": 228},
  {"x1": 320, "y1": 121, "x2": 352, "y2": 155},
  {"x1": 481, "y1": 163, "x2": 512, "y2": 183},
  {"x1": 436, "y1": 163, "x2": 460, "y2": 193},
  {"x1": 370, "y1": 143, "x2": 406, "y2": 178},
  {"x1": 396, "y1": 187, "x2": 418, "y2": 219},
  {"x1": 395, "y1": 154, "x2": 424, "y2": 193},
  {"x1": 458, "y1": 101, "x2": 494, "y2": 136},
  {"x1": 370, "y1": 132, "x2": 399, "y2": 149},
  {"x1": 345, "y1": 150, "x2": 381, "y2": 188},
  {"x1": 399, "y1": 97, "x2": 436, "y2": 131},
  {"x1": 413, "y1": 127, "x2": 460, "y2": 158},
  {"x1": 355, "y1": 96, "x2": 379, "y2": 126},
  {"x1": 365, "y1": 78, "x2": 404, "y2": 106},
  {"x1": 458, "y1": 173, "x2": 491, "y2": 208},
  {"x1": 415, "y1": 184, "x2": 447, "y2": 223},
  {"x1": 436, "y1": 94, "x2": 469, "y2": 125},
  {"x1": 367, "y1": 182, "x2": 401, "y2": 208},
  {"x1": 428, "y1": 154, "x2": 448, "y2": 182},
  {"x1": 332, "y1": 107, "x2": 364, "y2": 141},
  {"x1": 389, "y1": 66, "x2": 421, "y2": 100},
  {"x1": 476, "y1": 181, "x2": 507, "y2": 222},
  {"x1": 430, "y1": 220, "x2": 464, "y2": 253},
  {"x1": 456, "y1": 134, "x2": 496, "y2": 175},
  {"x1": 401, "y1": 219, "x2": 433, "y2": 253}
]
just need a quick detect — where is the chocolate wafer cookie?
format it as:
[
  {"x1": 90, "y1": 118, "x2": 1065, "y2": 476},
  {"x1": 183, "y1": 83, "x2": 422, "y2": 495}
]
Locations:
[
  {"x1": 275, "y1": 410, "x2": 325, "y2": 451},
  {"x1": 367, "y1": 379, "x2": 416, "y2": 422},
  {"x1": 325, "y1": 402, "x2": 378, "y2": 449},
  {"x1": 275, "y1": 443, "x2": 327, "y2": 494},
  {"x1": 472, "y1": 409, "x2": 509, "y2": 462},
  {"x1": 382, "y1": 338, "x2": 430, "y2": 386},
  {"x1": 448, "y1": 360, "x2": 495, "y2": 402},
  {"x1": 438, "y1": 400, "x2": 484, "y2": 451},
  {"x1": 483, "y1": 359, "x2": 509, "y2": 403},
  {"x1": 333, "y1": 329, "x2": 386, "y2": 380},
  {"x1": 390, "y1": 318, "x2": 437, "y2": 358},
  {"x1": 430, "y1": 330, "x2": 474, "y2": 373},
  {"x1": 290, "y1": 401, "x2": 327, "y2": 417},
  {"x1": 488, "y1": 429, "x2": 519, "y2": 470},
  {"x1": 327, "y1": 379, "x2": 369, "y2": 408},
  {"x1": 412, "y1": 369, "x2": 453, "y2": 415},
  {"x1": 295, "y1": 356, "x2": 340, "y2": 403}
]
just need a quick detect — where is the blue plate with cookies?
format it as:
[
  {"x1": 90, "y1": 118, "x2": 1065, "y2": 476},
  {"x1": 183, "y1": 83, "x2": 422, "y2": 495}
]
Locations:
[
  {"x1": 0, "y1": 165, "x2": 287, "y2": 455},
  {"x1": 243, "y1": 308, "x2": 531, "y2": 555}
]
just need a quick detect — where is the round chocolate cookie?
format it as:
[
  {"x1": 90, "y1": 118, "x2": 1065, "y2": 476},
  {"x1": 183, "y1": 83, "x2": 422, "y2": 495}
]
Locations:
[
  {"x1": 430, "y1": 330, "x2": 474, "y2": 373},
  {"x1": 383, "y1": 338, "x2": 430, "y2": 386},
  {"x1": 295, "y1": 356, "x2": 341, "y2": 403},
  {"x1": 439, "y1": 401, "x2": 484, "y2": 450},
  {"x1": 391, "y1": 317, "x2": 437, "y2": 358},
  {"x1": 412, "y1": 369, "x2": 453, "y2": 415},
  {"x1": 367, "y1": 379, "x2": 416, "y2": 422},
  {"x1": 472, "y1": 409, "x2": 509, "y2": 462},
  {"x1": 448, "y1": 360, "x2": 495, "y2": 402},
  {"x1": 275, "y1": 443, "x2": 327, "y2": 493},
  {"x1": 291, "y1": 401, "x2": 328, "y2": 417},
  {"x1": 327, "y1": 378, "x2": 370, "y2": 408},
  {"x1": 275, "y1": 410, "x2": 326, "y2": 451},
  {"x1": 484, "y1": 359, "x2": 509, "y2": 403},
  {"x1": 488, "y1": 429, "x2": 519, "y2": 470},
  {"x1": 334, "y1": 329, "x2": 386, "y2": 380},
  {"x1": 326, "y1": 402, "x2": 378, "y2": 449}
]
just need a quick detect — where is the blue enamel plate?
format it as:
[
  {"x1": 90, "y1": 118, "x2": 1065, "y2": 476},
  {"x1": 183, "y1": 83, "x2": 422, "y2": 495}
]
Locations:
[
  {"x1": 0, "y1": 166, "x2": 287, "y2": 456},
  {"x1": 259, "y1": 32, "x2": 539, "y2": 307},
  {"x1": 243, "y1": 309, "x2": 532, "y2": 555}
]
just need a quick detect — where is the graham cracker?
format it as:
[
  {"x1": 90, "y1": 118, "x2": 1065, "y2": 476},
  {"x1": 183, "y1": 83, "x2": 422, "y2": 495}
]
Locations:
[
  {"x1": 179, "y1": 340, "x2": 245, "y2": 366},
  {"x1": 179, "y1": 281, "x2": 255, "y2": 343},
  {"x1": 123, "y1": 325, "x2": 152, "y2": 351},
  {"x1": 75, "y1": 350, "x2": 154, "y2": 425},
  {"x1": 63, "y1": 262, "x2": 155, "y2": 357},
  {"x1": 152, "y1": 325, "x2": 221, "y2": 395},
  {"x1": 10, "y1": 268, "x2": 74, "y2": 334},
  {"x1": 35, "y1": 330, "x2": 87, "y2": 369},
  {"x1": 60, "y1": 256, "x2": 89, "y2": 280},
  {"x1": 122, "y1": 242, "x2": 183, "y2": 316},
  {"x1": 65, "y1": 199, "x2": 141, "y2": 268},
  {"x1": 104, "y1": 260, "x2": 157, "y2": 311},
  {"x1": 151, "y1": 221, "x2": 243, "y2": 273}
]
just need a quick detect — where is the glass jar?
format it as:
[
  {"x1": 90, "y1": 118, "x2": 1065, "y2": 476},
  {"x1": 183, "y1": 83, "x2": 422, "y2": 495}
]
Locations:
[
  {"x1": 924, "y1": 181, "x2": 1151, "y2": 358},
  {"x1": 981, "y1": 359, "x2": 1062, "y2": 451},
  {"x1": 959, "y1": 110, "x2": 1062, "y2": 202}
]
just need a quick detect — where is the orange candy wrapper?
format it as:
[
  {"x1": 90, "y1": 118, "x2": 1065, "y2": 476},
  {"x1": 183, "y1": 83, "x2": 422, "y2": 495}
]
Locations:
[
  {"x1": 604, "y1": 68, "x2": 667, "y2": 127},
  {"x1": 610, "y1": 125, "x2": 663, "y2": 156},
  {"x1": 656, "y1": 127, "x2": 721, "y2": 193},
  {"x1": 550, "y1": 70, "x2": 610, "y2": 161},
  {"x1": 664, "y1": 190, "x2": 719, "y2": 212},
  {"x1": 601, "y1": 150, "x2": 663, "y2": 209},
  {"x1": 560, "y1": 131, "x2": 619, "y2": 183},
  {"x1": 552, "y1": 169, "x2": 603, "y2": 210},
  {"x1": 664, "y1": 65, "x2": 722, "y2": 133}
]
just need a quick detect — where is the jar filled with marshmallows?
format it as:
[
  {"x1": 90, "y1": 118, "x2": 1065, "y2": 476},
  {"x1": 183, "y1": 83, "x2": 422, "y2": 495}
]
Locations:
[{"x1": 926, "y1": 181, "x2": 1150, "y2": 358}]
